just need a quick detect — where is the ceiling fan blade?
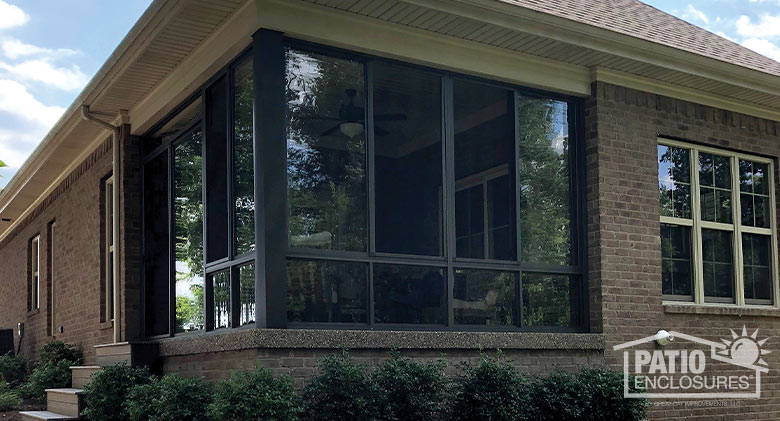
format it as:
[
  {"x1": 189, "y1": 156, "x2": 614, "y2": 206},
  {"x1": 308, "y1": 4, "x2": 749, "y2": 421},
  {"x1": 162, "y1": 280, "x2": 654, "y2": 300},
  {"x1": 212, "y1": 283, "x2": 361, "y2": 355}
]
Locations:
[
  {"x1": 320, "y1": 124, "x2": 342, "y2": 137},
  {"x1": 374, "y1": 126, "x2": 390, "y2": 137},
  {"x1": 374, "y1": 113, "x2": 407, "y2": 121}
]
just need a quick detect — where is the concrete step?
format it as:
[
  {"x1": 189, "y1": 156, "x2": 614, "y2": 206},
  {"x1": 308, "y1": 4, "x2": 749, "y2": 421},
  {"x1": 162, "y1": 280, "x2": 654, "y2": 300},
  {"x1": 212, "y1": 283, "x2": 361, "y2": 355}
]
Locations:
[
  {"x1": 45, "y1": 388, "x2": 83, "y2": 418},
  {"x1": 94, "y1": 341, "x2": 158, "y2": 367},
  {"x1": 19, "y1": 411, "x2": 77, "y2": 421},
  {"x1": 71, "y1": 365, "x2": 101, "y2": 389}
]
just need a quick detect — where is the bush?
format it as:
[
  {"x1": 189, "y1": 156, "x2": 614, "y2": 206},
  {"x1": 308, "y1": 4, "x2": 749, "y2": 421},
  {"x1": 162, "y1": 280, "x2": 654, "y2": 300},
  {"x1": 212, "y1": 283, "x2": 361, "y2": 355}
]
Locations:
[
  {"x1": 0, "y1": 379, "x2": 21, "y2": 411},
  {"x1": 208, "y1": 367, "x2": 301, "y2": 421},
  {"x1": 302, "y1": 352, "x2": 378, "y2": 421},
  {"x1": 82, "y1": 365, "x2": 152, "y2": 421},
  {"x1": 126, "y1": 375, "x2": 212, "y2": 421},
  {"x1": 0, "y1": 352, "x2": 26, "y2": 388},
  {"x1": 20, "y1": 341, "x2": 83, "y2": 400},
  {"x1": 528, "y1": 371, "x2": 585, "y2": 420},
  {"x1": 575, "y1": 368, "x2": 647, "y2": 421},
  {"x1": 372, "y1": 354, "x2": 448, "y2": 421},
  {"x1": 449, "y1": 354, "x2": 532, "y2": 421}
]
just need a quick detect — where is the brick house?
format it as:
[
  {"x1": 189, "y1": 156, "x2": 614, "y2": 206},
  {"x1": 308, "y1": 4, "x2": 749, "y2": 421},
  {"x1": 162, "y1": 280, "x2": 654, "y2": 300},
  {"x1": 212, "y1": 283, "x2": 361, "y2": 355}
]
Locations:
[{"x1": 2, "y1": 0, "x2": 780, "y2": 419}]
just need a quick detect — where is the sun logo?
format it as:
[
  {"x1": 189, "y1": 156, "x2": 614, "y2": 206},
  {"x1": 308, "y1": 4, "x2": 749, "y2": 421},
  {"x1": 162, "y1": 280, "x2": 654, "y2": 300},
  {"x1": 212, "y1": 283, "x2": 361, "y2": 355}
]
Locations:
[{"x1": 717, "y1": 326, "x2": 771, "y2": 368}]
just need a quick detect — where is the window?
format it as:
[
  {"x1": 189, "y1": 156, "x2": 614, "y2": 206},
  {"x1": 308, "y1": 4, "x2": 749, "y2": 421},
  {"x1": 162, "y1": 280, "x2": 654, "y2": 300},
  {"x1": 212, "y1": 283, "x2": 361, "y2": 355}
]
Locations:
[
  {"x1": 142, "y1": 50, "x2": 255, "y2": 337},
  {"x1": 285, "y1": 44, "x2": 584, "y2": 330},
  {"x1": 47, "y1": 221, "x2": 55, "y2": 336},
  {"x1": 105, "y1": 177, "x2": 115, "y2": 321},
  {"x1": 658, "y1": 139, "x2": 778, "y2": 306},
  {"x1": 29, "y1": 236, "x2": 40, "y2": 311}
]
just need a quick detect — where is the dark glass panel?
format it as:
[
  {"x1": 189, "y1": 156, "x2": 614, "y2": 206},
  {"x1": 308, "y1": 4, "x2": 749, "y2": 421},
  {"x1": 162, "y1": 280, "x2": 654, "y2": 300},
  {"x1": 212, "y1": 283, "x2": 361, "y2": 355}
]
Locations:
[
  {"x1": 522, "y1": 273, "x2": 578, "y2": 328},
  {"x1": 673, "y1": 184, "x2": 691, "y2": 219},
  {"x1": 211, "y1": 271, "x2": 230, "y2": 329},
  {"x1": 287, "y1": 259, "x2": 367, "y2": 323},
  {"x1": 739, "y1": 160, "x2": 770, "y2": 228},
  {"x1": 699, "y1": 153, "x2": 732, "y2": 223},
  {"x1": 143, "y1": 152, "x2": 170, "y2": 337},
  {"x1": 518, "y1": 98, "x2": 571, "y2": 264},
  {"x1": 714, "y1": 155, "x2": 731, "y2": 189},
  {"x1": 741, "y1": 193, "x2": 754, "y2": 226},
  {"x1": 454, "y1": 79, "x2": 516, "y2": 261},
  {"x1": 743, "y1": 234, "x2": 772, "y2": 302},
  {"x1": 754, "y1": 162, "x2": 769, "y2": 195},
  {"x1": 239, "y1": 263, "x2": 256, "y2": 325},
  {"x1": 660, "y1": 224, "x2": 693, "y2": 299},
  {"x1": 146, "y1": 98, "x2": 202, "y2": 156},
  {"x1": 453, "y1": 269, "x2": 515, "y2": 326},
  {"x1": 373, "y1": 63, "x2": 442, "y2": 256},
  {"x1": 455, "y1": 185, "x2": 484, "y2": 259},
  {"x1": 702, "y1": 229, "x2": 734, "y2": 302},
  {"x1": 755, "y1": 196, "x2": 769, "y2": 228},
  {"x1": 234, "y1": 57, "x2": 255, "y2": 256},
  {"x1": 174, "y1": 129, "x2": 204, "y2": 333},
  {"x1": 206, "y1": 76, "x2": 229, "y2": 262},
  {"x1": 286, "y1": 49, "x2": 367, "y2": 251},
  {"x1": 739, "y1": 159, "x2": 753, "y2": 193},
  {"x1": 374, "y1": 264, "x2": 446, "y2": 324}
]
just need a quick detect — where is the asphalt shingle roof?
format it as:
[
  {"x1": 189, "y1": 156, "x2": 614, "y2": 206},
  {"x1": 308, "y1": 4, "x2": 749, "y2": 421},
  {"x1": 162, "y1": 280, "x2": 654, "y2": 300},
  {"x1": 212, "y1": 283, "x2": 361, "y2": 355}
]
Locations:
[{"x1": 500, "y1": 0, "x2": 780, "y2": 77}]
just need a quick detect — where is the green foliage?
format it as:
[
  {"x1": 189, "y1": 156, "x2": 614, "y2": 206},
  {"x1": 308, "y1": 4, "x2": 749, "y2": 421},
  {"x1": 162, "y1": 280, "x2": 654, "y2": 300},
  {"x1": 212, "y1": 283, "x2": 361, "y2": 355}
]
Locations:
[
  {"x1": 207, "y1": 367, "x2": 301, "y2": 421},
  {"x1": 38, "y1": 341, "x2": 84, "y2": 366},
  {"x1": 20, "y1": 341, "x2": 83, "y2": 400},
  {"x1": 302, "y1": 352, "x2": 378, "y2": 421},
  {"x1": 528, "y1": 370, "x2": 584, "y2": 420},
  {"x1": 371, "y1": 354, "x2": 448, "y2": 421},
  {"x1": 574, "y1": 368, "x2": 647, "y2": 421},
  {"x1": 82, "y1": 365, "x2": 152, "y2": 421},
  {"x1": 449, "y1": 353, "x2": 532, "y2": 421},
  {"x1": 0, "y1": 379, "x2": 21, "y2": 411},
  {"x1": 126, "y1": 375, "x2": 212, "y2": 421},
  {"x1": 0, "y1": 352, "x2": 27, "y2": 388}
]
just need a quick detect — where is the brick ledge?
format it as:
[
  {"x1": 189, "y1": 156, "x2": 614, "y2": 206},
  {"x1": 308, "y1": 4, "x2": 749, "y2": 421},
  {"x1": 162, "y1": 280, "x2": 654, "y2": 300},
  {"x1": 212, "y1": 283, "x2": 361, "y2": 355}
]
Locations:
[
  {"x1": 664, "y1": 303, "x2": 780, "y2": 317},
  {"x1": 154, "y1": 328, "x2": 604, "y2": 357}
]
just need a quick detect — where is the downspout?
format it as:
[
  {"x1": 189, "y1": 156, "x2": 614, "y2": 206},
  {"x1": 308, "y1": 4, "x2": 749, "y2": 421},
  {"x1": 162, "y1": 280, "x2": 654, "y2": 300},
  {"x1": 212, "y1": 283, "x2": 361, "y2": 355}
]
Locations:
[{"x1": 81, "y1": 105, "x2": 121, "y2": 344}]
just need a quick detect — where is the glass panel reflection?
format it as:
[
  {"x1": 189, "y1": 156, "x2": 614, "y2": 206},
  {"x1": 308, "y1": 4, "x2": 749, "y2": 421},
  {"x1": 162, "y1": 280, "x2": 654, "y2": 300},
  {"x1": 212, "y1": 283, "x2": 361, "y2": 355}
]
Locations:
[
  {"x1": 212, "y1": 271, "x2": 230, "y2": 329},
  {"x1": 374, "y1": 264, "x2": 446, "y2": 324},
  {"x1": 286, "y1": 49, "x2": 367, "y2": 252},
  {"x1": 702, "y1": 229, "x2": 734, "y2": 302},
  {"x1": 287, "y1": 259, "x2": 368, "y2": 323},
  {"x1": 234, "y1": 57, "x2": 255, "y2": 256},
  {"x1": 743, "y1": 233, "x2": 772, "y2": 303},
  {"x1": 239, "y1": 263, "x2": 256, "y2": 325},
  {"x1": 699, "y1": 153, "x2": 732, "y2": 224},
  {"x1": 454, "y1": 269, "x2": 515, "y2": 326},
  {"x1": 522, "y1": 273, "x2": 577, "y2": 328},
  {"x1": 658, "y1": 145, "x2": 691, "y2": 219},
  {"x1": 660, "y1": 224, "x2": 693, "y2": 299}
]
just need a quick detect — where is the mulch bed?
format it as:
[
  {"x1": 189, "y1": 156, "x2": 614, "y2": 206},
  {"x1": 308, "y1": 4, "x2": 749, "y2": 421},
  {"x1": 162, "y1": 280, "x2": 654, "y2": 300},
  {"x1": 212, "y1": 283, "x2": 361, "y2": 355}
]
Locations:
[{"x1": 0, "y1": 400, "x2": 45, "y2": 421}]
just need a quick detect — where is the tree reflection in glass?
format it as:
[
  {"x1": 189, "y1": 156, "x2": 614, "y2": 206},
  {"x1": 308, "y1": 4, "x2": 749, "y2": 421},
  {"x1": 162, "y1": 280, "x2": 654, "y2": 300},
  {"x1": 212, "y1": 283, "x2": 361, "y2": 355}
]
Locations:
[
  {"x1": 517, "y1": 99, "x2": 571, "y2": 265},
  {"x1": 234, "y1": 58, "x2": 255, "y2": 256},
  {"x1": 286, "y1": 49, "x2": 367, "y2": 252},
  {"x1": 174, "y1": 128, "x2": 204, "y2": 333}
]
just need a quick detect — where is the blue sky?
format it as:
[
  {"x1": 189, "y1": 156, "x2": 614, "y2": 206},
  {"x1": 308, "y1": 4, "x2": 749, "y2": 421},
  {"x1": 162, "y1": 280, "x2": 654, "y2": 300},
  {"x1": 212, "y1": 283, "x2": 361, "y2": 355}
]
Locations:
[{"x1": 0, "y1": 0, "x2": 778, "y2": 188}]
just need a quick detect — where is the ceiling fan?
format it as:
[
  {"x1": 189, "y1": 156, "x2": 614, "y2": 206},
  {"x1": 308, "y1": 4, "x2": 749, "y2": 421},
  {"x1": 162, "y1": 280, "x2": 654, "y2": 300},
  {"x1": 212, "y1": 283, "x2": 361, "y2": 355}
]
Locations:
[{"x1": 311, "y1": 89, "x2": 407, "y2": 138}]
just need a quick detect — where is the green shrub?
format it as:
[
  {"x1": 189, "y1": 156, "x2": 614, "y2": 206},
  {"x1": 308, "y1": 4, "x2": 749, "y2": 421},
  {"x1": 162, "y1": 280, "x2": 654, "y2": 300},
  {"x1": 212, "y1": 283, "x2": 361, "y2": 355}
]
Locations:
[
  {"x1": 126, "y1": 375, "x2": 212, "y2": 421},
  {"x1": 82, "y1": 365, "x2": 152, "y2": 421},
  {"x1": 0, "y1": 352, "x2": 27, "y2": 388},
  {"x1": 449, "y1": 354, "x2": 531, "y2": 421},
  {"x1": 19, "y1": 341, "x2": 83, "y2": 400},
  {"x1": 575, "y1": 368, "x2": 647, "y2": 421},
  {"x1": 302, "y1": 352, "x2": 378, "y2": 421},
  {"x1": 0, "y1": 379, "x2": 21, "y2": 411},
  {"x1": 208, "y1": 367, "x2": 301, "y2": 421},
  {"x1": 528, "y1": 371, "x2": 584, "y2": 420},
  {"x1": 372, "y1": 354, "x2": 448, "y2": 421}
]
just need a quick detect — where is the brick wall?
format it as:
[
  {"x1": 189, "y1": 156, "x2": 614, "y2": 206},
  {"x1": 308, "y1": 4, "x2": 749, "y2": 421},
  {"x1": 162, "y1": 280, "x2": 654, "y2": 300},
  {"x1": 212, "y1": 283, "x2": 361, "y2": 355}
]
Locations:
[
  {"x1": 0, "y1": 138, "x2": 115, "y2": 362},
  {"x1": 590, "y1": 81, "x2": 780, "y2": 419}
]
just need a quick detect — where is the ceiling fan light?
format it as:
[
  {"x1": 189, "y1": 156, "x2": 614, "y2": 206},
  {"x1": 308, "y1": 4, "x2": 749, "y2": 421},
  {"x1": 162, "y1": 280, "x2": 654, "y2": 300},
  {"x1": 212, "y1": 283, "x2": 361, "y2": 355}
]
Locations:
[{"x1": 339, "y1": 122, "x2": 364, "y2": 138}]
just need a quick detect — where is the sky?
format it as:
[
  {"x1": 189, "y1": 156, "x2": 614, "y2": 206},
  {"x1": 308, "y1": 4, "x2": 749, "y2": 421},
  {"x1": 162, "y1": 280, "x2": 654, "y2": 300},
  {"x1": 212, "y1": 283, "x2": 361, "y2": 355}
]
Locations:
[
  {"x1": 0, "y1": 0, "x2": 779, "y2": 188},
  {"x1": 0, "y1": 0, "x2": 152, "y2": 189}
]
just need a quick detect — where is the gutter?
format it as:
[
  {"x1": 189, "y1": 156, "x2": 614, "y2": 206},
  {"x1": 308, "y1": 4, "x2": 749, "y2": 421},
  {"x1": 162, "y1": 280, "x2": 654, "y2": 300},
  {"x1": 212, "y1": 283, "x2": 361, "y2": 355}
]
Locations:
[{"x1": 81, "y1": 105, "x2": 121, "y2": 345}]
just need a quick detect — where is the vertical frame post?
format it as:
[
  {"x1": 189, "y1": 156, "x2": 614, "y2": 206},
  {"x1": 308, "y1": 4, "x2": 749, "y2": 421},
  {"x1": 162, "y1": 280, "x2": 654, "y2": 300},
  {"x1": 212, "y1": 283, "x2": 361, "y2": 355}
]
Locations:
[{"x1": 254, "y1": 29, "x2": 287, "y2": 328}]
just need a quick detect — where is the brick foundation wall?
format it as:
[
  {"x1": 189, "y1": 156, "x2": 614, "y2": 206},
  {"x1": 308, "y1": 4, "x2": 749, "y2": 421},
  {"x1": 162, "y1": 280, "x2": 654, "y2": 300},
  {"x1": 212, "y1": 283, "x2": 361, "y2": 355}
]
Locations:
[{"x1": 0, "y1": 138, "x2": 115, "y2": 362}]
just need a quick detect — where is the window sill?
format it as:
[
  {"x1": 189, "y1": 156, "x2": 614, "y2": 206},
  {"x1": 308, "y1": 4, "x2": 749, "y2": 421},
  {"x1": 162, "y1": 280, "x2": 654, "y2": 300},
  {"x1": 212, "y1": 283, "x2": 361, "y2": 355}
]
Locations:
[
  {"x1": 154, "y1": 328, "x2": 604, "y2": 357},
  {"x1": 664, "y1": 302, "x2": 780, "y2": 317},
  {"x1": 99, "y1": 320, "x2": 114, "y2": 330}
]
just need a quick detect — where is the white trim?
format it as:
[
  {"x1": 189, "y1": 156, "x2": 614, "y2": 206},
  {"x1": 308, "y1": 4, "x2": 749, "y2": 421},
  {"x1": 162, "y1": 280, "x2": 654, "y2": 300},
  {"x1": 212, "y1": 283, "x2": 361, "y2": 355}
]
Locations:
[{"x1": 658, "y1": 137, "x2": 779, "y2": 309}]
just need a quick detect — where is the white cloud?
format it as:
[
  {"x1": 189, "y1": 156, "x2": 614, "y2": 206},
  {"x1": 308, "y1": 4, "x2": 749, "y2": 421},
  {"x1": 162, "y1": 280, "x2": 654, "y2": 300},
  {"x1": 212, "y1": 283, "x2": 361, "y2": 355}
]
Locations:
[
  {"x1": 0, "y1": 79, "x2": 64, "y2": 127},
  {"x1": 736, "y1": 14, "x2": 780, "y2": 38},
  {"x1": 716, "y1": 31, "x2": 737, "y2": 43},
  {"x1": 0, "y1": 59, "x2": 88, "y2": 91},
  {"x1": 0, "y1": 1, "x2": 28, "y2": 30},
  {"x1": 742, "y1": 38, "x2": 780, "y2": 62},
  {"x1": 684, "y1": 4, "x2": 709, "y2": 24},
  {"x1": 1, "y1": 39, "x2": 79, "y2": 60}
]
